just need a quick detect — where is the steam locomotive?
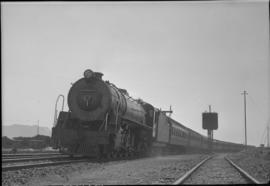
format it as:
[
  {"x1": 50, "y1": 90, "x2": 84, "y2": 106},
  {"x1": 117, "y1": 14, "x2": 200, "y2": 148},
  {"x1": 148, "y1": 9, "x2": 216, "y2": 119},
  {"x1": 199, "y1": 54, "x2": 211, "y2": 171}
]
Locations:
[{"x1": 52, "y1": 69, "x2": 245, "y2": 158}]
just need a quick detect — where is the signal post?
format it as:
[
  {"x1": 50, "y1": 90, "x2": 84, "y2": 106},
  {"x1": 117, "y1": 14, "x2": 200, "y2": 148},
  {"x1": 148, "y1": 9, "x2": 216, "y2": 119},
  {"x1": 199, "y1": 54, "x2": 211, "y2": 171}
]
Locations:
[{"x1": 202, "y1": 105, "x2": 218, "y2": 152}]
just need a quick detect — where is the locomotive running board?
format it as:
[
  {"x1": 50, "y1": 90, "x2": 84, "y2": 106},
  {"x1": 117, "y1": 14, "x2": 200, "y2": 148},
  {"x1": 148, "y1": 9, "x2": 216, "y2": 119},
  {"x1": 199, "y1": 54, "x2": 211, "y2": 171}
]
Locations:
[{"x1": 121, "y1": 117, "x2": 153, "y2": 130}]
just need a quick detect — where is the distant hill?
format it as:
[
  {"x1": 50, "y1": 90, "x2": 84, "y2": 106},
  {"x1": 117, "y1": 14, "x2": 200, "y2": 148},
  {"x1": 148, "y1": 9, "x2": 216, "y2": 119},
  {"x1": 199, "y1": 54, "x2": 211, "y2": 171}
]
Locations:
[{"x1": 2, "y1": 124, "x2": 51, "y2": 139}]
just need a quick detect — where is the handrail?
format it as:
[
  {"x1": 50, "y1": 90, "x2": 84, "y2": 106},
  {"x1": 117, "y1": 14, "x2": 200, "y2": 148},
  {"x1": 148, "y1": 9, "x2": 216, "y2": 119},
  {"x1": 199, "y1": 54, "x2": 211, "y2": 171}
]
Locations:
[
  {"x1": 53, "y1": 94, "x2": 65, "y2": 126},
  {"x1": 115, "y1": 102, "x2": 120, "y2": 131}
]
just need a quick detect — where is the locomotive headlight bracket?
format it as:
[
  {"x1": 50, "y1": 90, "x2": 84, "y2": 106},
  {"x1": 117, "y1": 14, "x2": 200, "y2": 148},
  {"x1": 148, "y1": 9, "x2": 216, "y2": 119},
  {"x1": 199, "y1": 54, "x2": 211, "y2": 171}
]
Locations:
[{"x1": 84, "y1": 69, "x2": 94, "y2": 79}]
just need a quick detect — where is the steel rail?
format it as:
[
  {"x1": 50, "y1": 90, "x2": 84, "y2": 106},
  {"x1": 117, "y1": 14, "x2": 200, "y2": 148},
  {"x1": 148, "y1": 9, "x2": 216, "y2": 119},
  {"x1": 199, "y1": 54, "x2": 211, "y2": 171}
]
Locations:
[
  {"x1": 2, "y1": 156, "x2": 60, "y2": 160},
  {"x1": 2, "y1": 158, "x2": 88, "y2": 172},
  {"x1": 3, "y1": 153, "x2": 61, "y2": 157},
  {"x1": 2, "y1": 155, "x2": 70, "y2": 163},
  {"x1": 2, "y1": 156, "x2": 43, "y2": 160},
  {"x1": 173, "y1": 155, "x2": 213, "y2": 185},
  {"x1": 225, "y1": 156, "x2": 263, "y2": 184}
]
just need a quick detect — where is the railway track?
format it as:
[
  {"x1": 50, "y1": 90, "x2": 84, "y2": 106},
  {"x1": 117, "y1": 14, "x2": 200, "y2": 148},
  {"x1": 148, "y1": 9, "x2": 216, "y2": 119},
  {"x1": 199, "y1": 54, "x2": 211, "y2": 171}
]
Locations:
[
  {"x1": 2, "y1": 157, "x2": 88, "y2": 172},
  {"x1": 2, "y1": 155, "x2": 72, "y2": 163},
  {"x1": 2, "y1": 151, "x2": 146, "y2": 173},
  {"x1": 3, "y1": 152, "x2": 61, "y2": 158},
  {"x1": 173, "y1": 154, "x2": 263, "y2": 184}
]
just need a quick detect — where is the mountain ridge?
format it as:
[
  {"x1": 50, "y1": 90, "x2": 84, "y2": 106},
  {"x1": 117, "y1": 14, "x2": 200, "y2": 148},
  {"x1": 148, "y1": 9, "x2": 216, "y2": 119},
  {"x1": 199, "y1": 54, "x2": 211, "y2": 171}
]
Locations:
[{"x1": 2, "y1": 124, "x2": 51, "y2": 138}]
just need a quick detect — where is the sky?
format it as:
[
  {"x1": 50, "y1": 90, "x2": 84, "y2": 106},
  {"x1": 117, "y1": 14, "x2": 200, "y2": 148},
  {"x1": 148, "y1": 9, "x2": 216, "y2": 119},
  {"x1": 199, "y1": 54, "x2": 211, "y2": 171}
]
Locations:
[{"x1": 2, "y1": 1, "x2": 269, "y2": 146}]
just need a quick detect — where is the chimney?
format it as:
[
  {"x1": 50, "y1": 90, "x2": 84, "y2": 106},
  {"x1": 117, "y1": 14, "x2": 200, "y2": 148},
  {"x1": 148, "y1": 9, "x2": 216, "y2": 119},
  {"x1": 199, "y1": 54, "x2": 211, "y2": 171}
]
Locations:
[{"x1": 95, "y1": 72, "x2": 103, "y2": 80}]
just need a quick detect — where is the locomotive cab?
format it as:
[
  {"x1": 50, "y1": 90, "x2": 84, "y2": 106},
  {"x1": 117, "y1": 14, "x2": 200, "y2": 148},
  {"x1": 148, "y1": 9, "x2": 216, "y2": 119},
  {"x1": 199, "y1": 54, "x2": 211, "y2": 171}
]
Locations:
[{"x1": 142, "y1": 103, "x2": 155, "y2": 127}]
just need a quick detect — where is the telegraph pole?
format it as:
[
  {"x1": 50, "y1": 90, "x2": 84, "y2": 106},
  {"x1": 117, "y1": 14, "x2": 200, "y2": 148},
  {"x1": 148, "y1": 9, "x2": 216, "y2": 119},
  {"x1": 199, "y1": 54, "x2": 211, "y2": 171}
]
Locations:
[
  {"x1": 37, "y1": 120, "x2": 39, "y2": 136},
  {"x1": 267, "y1": 125, "x2": 269, "y2": 147},
  {"x1": 241, "y1": 90, "x2": 248, "y2": 146}
]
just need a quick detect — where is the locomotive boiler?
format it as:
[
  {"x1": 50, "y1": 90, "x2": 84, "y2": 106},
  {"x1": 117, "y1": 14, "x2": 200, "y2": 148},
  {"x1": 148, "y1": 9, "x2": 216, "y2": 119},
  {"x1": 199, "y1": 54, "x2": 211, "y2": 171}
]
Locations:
[{"x1": 52, "y1": 69, "x2": 155, "y2": 157}]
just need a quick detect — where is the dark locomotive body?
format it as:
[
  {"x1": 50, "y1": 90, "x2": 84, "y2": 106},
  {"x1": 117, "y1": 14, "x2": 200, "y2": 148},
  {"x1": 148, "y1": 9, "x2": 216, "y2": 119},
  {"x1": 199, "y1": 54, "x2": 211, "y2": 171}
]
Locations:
[
  {"x1": 52, "y1": 69, "x2": 246, "y2": 157},
  {"x1": 52, "y1": 70, "x2": 154, "y2": 157}
]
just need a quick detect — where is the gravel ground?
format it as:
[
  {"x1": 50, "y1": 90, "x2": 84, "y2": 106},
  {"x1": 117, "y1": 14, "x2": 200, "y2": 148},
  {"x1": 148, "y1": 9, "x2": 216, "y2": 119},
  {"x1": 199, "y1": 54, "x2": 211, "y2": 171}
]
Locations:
[
  {"x1": 2, "y1": 154, "x2": 207, "y2": 185},
  {"x1": 227, "y1": 147, "x2": 270, "y2": 183},
  {"x1": 184, "y1": 154, "x2": 249, "y2": 184},
  {"x1": 2, "y1": 161, "x2": 101, "y2": 186}
]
